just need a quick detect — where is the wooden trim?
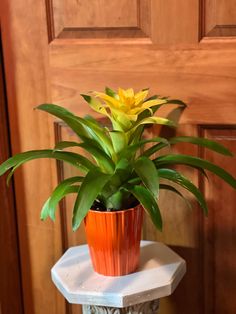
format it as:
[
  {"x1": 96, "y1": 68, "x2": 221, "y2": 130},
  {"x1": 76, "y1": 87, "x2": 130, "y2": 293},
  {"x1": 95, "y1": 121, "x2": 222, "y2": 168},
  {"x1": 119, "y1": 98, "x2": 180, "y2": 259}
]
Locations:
[
  {"x1": 54, "y1": 121, "x2": 74, "y2": 314},
  {"x1": 199, "y1": 0, "x2": 205, "y2": 41},
  {"x1": 206, "y1": 25, "x2": 236, "y2": 37},
  {"x1": 56, "y1": 27, "x2": 148, "y2": 39},
  {"x1": 45, "y1": 0, "x2": 55, "y2": 43},
  {"x1": 54, "y1": 121, "x2": 69, "y2": 252},
  {"x1": 0, "y1": 31, "x2": 24, "y2": 314}
]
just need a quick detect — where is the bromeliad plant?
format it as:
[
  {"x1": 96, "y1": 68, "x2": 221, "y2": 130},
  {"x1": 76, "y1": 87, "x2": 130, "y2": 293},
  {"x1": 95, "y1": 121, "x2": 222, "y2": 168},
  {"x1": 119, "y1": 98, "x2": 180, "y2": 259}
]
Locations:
[{"x1": 1, "y1": 87, "x2": 236, "y2": 231}]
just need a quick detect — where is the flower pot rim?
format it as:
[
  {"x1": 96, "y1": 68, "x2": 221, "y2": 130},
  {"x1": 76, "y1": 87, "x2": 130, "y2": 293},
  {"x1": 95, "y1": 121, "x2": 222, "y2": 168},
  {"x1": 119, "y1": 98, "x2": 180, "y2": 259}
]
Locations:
[{"x1": 88, "y1": 205, "x2": 142, "y2": 215}]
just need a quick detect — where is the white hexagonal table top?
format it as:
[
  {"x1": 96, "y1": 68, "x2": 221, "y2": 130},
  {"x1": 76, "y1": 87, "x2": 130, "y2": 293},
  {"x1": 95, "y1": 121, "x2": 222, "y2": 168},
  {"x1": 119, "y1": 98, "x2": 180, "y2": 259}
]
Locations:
[{"x1": 51, "y1": 241, "x2": 186, "y2": 308}]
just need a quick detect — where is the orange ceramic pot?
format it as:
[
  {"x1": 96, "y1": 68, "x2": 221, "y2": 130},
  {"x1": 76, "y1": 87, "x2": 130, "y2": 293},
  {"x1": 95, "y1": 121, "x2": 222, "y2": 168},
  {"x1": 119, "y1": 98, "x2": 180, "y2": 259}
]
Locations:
[{"x1": 84, "y1": 205, "x2": 144, "y2": 276}]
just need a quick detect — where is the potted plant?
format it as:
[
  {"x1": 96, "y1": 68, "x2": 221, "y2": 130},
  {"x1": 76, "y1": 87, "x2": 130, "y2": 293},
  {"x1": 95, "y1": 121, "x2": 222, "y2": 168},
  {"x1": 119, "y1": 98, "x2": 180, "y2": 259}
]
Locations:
[{"x1": 1, "y1": 87, "x2": 236, "y2": 276}]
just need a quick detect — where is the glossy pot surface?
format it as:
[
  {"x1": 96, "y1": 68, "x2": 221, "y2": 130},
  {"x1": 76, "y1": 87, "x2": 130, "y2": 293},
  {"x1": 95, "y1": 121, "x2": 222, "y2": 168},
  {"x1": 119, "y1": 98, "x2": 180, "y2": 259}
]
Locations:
[{"x1": 84, "y1": 205, "x2": 144, "y2": 276}]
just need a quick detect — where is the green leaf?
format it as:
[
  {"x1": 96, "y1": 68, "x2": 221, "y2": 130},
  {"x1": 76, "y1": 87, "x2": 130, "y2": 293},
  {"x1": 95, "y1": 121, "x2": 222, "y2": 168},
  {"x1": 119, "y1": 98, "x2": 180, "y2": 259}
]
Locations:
[
  {"x1": 130, "y1": 117, "x2": 176, "y2": 135},
  {"x1": 48, "y1": 176, "x2": 83, "y2": 220},
  {"x1": 137, "y1": 98, "x2": 186, "y2": 119},
  {"x1": 72, "y1": 169, "x2": 112, "y2": 231},
  {"x1": 38, "y1": 103, "x2": 114, "y2": 157},
  {"x1": 6, "y1": 158, "x2": 31, "y2": 185},
  {"x1": 142, "y1": 142, "x2": 169, "y2": 157},
  {"x1": 54, "y1": 140, "x2": 115, "y2": 173},
  {"x1": 78, "y1": 142, "x2": 115, "y2": 173},
  {"x1": 0, "y1": 150, "x2": 96, "y2": 177},
  {"x1": 36, "y1": 104, "x2": 89, "y2": 139},
  {"x1": 169, "y1": 136, "x2": 233, "y2": 156},
  {"x1": 158, "y1": 168, "x2": 208, "y2": 215},
  {"x1": 124, "y1": 185, "x2": 162, "y2": 231},
  {"x1": 41, "y1": 185, "x2": 80, "y2": 221},
  {"x1": 166, "y1": 99, "x2": 187, "y2": 106},
  {"x1": 105, "y1": 189, "x2": 133, "y2": 210},
  {"x1": 81, "y1": 95, "x2": 110, "y2": 119},
  {"x1": 128, "y1": 125, "x2": 144, "y2": 147},
  {"x1": 160, "y1": 183, "x2": 192, "y2": 209},
  {"x1": 76, "y1": 115, "x2": 115, "y2": 158},
  {"x1": 105, "y1": 86, "x2": 118, "y2": 99},
  {"x1": 109, "y1": 131, "x2": 127, "y2": 154},
  {"x1": 154, "y1": 154, "x2": 236, "y2": 189},
  {"x1": 54, "y1": 141, "x2": 82, "y2": 151},
  {"x1": 134, "y1": 156, "x2": 159, "y2": 198},
  {"x1": 120, "y1": 137, "x2": 169, "y2": 159},
  {"x1": 152, "y1": 99, "x2": 187, "y2": 114}
]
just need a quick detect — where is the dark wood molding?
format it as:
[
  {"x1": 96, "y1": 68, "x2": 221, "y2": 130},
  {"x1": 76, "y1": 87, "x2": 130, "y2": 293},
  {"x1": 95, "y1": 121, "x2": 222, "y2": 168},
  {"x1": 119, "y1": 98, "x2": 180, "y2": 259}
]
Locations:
[
  {"x1": 45, "y1": 0, "x2": 55, "y2": 43},
  {"x1": 57, "y1": 27, "x2": 148, "y2": 39},
  {"x1": 54, "y1": 121, "x2": 73, "y2": 314},
  {"x1": 54, "y1": 121, "x2": 69, "y2": 252},
  {"x1": 0, "y1": 32, "x2": 24, "y2": 314}
]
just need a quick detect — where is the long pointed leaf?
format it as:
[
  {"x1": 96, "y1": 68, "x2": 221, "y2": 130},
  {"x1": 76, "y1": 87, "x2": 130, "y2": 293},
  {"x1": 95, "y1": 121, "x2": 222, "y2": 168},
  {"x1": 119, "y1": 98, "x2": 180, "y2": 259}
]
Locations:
[
  {"x1": 154, "y1": 154, "x2": 236, "y2": 188},
  {"x1": 134, "y1": 156, "x2": 159, "y2": 198},
  {"x1": 0, "y1": 150, "x2": 96, "y2": 177},
  {"x1": 37, "y1": 104, "x2": 89, "y2": 139},
  {"x1": 169, "y1": 136, "x2": 233, "y2": 156},
  {"x1": 124, "y1": 185, "x2": 162, "y2": 231},
  {"x1": 130, "y1": 117, "x2": 176, "y2": 134},
  {"x1": 47, "y1": 176, "x2": 83, "y2": 220},
  {"x1": 159, "y1": 184, "x2": 191, "y2": 209},
  {"x1": 37, "y1": 103, "x2": 114, "y2": 157},
  {"x1": 158, "y1": 168, "x2": 208, "y2": 214},
  {"x1": 76, "y1": 116, "x2": 115, "y2": 157},
  {"x1": 109, "y1": 131, "x2": 127, "y2": 154},
  {"x1": 54, "y1": 141, "x2": 115, "y2": 173},
  {"x1": 41, "y1": 185, "x2": 80, "y2": 221},
  {"x1": 120, "y1": 137, "x2": 169, "y2": 159},
  {"x1": 72, "y1": 169, "x2": 112, "y2": 231},
  {"x1": 142, "y1": 142, "x2": 169, "y2": 157}
]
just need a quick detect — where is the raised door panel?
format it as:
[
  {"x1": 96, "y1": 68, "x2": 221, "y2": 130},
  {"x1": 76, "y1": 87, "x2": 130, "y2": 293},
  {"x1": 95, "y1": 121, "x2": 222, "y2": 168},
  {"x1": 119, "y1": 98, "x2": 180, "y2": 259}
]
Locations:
[
  {"x1": 203, "y1": 0, "x2": 236, "y2": 37},
  {"x1": 47, "y1": 0, "x2": 151, "y2": 40}
]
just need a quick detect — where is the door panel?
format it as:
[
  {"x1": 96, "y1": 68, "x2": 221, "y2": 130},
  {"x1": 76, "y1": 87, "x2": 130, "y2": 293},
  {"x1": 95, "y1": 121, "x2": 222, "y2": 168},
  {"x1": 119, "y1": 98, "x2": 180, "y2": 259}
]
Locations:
[{"x1": 1, "y1": 1, "x2": 236, "y2": 313}]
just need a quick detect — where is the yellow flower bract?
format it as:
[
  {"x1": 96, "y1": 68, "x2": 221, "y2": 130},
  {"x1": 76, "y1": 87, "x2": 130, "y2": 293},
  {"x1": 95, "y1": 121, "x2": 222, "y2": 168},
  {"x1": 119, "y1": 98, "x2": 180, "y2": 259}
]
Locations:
[{"x1": 93, "y1": 88, "x2": 166, "y2": 121}]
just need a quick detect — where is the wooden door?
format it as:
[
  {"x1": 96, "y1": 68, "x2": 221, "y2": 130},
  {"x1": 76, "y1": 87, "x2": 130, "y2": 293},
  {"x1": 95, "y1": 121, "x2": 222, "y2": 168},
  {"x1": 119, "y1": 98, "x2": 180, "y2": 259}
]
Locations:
[{"x1": 1, "y1": 1, "x2": 236, "y2": 314}]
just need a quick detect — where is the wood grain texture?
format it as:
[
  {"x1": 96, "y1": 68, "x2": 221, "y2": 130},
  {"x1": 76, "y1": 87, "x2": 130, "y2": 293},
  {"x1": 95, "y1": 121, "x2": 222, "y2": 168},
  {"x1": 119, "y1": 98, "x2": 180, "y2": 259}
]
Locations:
[
  {"x1": 50, "y1": 43, "x2": 236, "y2": 125},
  {"x1": 64, "y1": 0, "x2": 137, "y2": 28},
  {"x1": 201, "y1": 127, "x2": 236, "y2": 314},
  {"x1": 0, "y1": 35, "x2": 24, "y2": 314},
  {"x1": 49, "y1": 0, "x2": 138, "y2": 39},
  {"x1": 203, "y1": 0, "x2": 236, "y2": 37},
  {"x1": 46, "y1": 0, "x2": 151, "y2": 40},
  {"x1": 151, "y1": 0, "x2": 199, "y2": 44},
  {"x1": 0, "y1": 0, "x2": 66, "y2": 313}
]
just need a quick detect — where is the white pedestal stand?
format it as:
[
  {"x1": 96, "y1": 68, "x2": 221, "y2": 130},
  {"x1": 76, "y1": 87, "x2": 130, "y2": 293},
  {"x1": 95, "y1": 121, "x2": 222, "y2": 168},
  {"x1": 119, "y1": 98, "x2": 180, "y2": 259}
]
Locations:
[{"x1": 51, "y1": 241, "x2": 186, "y2": 313}]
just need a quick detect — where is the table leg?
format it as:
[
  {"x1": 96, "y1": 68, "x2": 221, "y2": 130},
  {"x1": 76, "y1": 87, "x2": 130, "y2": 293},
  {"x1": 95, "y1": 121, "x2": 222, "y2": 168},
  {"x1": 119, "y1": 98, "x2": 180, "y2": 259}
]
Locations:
[{"x1": 82, "y1": 299, "x2": 159, "y2": 314}]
